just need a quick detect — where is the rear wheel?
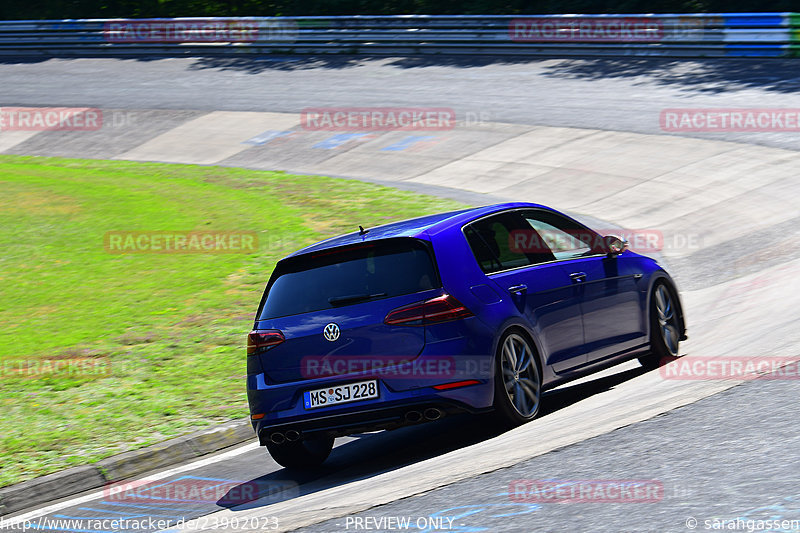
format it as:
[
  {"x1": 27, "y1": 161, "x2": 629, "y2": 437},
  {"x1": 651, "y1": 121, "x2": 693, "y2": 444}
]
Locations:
[
  {"x1": 639, "y1": 282, "x2": 681, "y2": 370},
  {"x1": 266, "y1": 435, "x2": 334, "y2": 469},
  {"x1": 493, "y1": 330, "x2": 542, "y2": 426}
]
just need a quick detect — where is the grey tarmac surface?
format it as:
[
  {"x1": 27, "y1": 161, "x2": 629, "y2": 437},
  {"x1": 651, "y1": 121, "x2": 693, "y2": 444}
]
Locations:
[
  {"x1": 305, "y1": 375, "x2": 800, "y2": 533},
  {"x1": 2, "y1": 56, "x2": 800, "y2": 150},
  {"x1": 1, "y1": 55, "x2": 799, "y2": 533},
  {"x1": 0, "y1": 363, "x2": 654, "y2": 531}
]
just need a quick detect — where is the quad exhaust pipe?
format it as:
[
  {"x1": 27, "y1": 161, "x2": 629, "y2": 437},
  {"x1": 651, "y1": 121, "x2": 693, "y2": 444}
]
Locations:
[
  {"x1": 405, "y1": 410, "x2": 423, "y2": 423},
  {"x1": 405, "y1": 408, "x2": 444, "y2": 423},
  {"x1": 269, "y1": 430, "x2": 301, "y2": 444},
  {"x1": 270, "y1": 410, "x2": 445, "y2": 444},
  {"x1": 424, "y1": 408, "x2": 443, "y2": 421}
]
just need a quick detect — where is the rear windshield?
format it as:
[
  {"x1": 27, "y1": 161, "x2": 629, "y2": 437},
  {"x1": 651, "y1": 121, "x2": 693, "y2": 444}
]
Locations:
[{"x1": 259, "y1": 238, "x2": 440, "y2": 320}]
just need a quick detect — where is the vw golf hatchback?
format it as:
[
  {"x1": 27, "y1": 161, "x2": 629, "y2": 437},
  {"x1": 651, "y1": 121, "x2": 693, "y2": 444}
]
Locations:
[{"x1": 247, "y1": 202, "x2": 685, "y2": 468}]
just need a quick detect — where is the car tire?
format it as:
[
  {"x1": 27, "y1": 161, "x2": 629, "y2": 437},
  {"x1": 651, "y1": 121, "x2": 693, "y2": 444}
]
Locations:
[
  {"x1": 266, "y1": 435, "x2": 334, "y2": 469},
  {"x1": 492, "y1": 329, "x2": 542, "y2": 427},
  {"x1": 639, "y1": 281, "x2": 682, "y2": 370}
]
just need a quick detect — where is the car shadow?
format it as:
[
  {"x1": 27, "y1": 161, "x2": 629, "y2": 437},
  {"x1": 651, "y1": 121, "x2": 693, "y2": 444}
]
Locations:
[{"x1": 217, "y1": 362, "x2": 650, "y2": 510}]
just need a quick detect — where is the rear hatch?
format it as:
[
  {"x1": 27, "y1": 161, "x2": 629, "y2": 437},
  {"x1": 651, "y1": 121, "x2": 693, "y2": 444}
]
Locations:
[{"x1": 251, "y1": 238, "x2": 442, "y2": 383}]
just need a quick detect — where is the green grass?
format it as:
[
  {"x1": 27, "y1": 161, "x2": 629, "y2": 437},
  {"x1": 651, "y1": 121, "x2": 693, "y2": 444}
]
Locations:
[{"x1": 0, "y1": 155, "x2": 465, "y2": 487}]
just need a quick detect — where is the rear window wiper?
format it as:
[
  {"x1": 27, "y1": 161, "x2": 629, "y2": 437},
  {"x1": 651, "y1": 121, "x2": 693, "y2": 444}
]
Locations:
[{"x1": 328, "y1": 293, "x2": 387, "y2": 306}]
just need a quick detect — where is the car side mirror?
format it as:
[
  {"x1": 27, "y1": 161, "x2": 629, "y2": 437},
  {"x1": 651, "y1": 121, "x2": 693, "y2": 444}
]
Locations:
[{"x1": 604, "y1": 235, "x2": 629, "y2": 255}]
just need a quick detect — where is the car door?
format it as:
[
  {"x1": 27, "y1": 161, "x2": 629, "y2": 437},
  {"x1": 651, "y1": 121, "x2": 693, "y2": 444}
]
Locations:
[
  {"x1": 520, "y1": 209, "x2": 644, "y2": 364},
  {"x1": 463, "y1": 210, "x2": 587, "y2": 373}
]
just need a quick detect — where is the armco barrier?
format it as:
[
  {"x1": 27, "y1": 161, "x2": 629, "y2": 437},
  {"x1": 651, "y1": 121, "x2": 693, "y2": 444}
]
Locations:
[{"x1": 0, "y1": 13, "x2": 797, "y2": 58}]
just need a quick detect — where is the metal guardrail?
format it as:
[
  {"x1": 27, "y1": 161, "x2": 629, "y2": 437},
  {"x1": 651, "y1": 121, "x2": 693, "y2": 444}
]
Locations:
[{"x1": 0, "y1": 13, "x2": 797, "y2": 57}]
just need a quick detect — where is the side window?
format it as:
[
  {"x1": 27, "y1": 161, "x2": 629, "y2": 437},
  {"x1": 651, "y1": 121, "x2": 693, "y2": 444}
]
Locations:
[
  {"x1": 464, "y1": 212, "x2": 555, "y2": 273},
  {"x1": 520, "y1": 210, "x2": 600, "y2": 261}
]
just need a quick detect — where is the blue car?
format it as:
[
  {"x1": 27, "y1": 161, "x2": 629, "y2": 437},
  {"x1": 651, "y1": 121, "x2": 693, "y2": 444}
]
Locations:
[{"x1": 247, "y1": 202, "x2": 686, "y2": 468}]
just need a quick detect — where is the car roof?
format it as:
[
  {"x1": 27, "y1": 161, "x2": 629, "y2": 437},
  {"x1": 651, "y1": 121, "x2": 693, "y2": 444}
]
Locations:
[{"x1": 286, "y1": 201, "x2": 546, "y2": 258}]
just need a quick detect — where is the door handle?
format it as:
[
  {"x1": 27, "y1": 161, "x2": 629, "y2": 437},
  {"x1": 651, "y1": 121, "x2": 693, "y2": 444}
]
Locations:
[
  {"x1": 570, "y1": 272, "x2": 587, "y2": 283},
  {"x1": 507, "y1": 284, "x2": 528, "y2": 295}
]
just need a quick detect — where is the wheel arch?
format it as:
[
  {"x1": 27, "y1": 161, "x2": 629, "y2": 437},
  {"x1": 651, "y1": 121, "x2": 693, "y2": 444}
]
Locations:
[{"x1": 491, "y1": 320, "x2": 547, "y2": 383}]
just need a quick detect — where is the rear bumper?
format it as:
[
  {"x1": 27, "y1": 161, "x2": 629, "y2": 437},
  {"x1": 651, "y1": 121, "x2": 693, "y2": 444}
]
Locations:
[
  {"x1": 248, "y1": 361, "x2": 495, "y2": 442},
  {"x1": 253, "y1": 399, "x2": 487, "y2": 444},
  {"x1": 247, "y1": 317, "x2": 497, "y2": 441}
]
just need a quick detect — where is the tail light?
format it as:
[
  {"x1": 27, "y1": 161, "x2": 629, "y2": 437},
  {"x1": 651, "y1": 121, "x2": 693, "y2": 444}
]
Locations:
[
  {"x1": 247, "y1": 330, "x2": 285, "y2": 355},
  {"x1": 384, "y1": 294, "x2": 473, "y2": 326}
]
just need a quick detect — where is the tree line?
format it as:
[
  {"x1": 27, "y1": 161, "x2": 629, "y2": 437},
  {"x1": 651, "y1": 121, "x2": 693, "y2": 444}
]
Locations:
[{"x1": 1, "y1": 0, "x2": 796, "y2": 21}]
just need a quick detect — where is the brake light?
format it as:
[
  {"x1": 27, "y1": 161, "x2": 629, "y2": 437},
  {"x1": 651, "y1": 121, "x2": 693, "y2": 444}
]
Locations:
[
  {"x1": 384, "y1": 294, "x2": 473, "y2": 326},
  {"x1": 311, "y1": 242, "x2": 375, "y2": 259},
  {"x1": 247, "y1": 330, "x2": 285, "y2": 355}
]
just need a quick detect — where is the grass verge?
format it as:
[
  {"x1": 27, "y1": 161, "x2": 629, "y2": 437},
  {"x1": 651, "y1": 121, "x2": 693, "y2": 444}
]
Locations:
[{"x1": 0, "y1": 155, "x2": 466, "y2": 487}]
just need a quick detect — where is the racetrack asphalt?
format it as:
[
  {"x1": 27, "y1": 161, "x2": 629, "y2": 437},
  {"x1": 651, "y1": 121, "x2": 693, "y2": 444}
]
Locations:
[
  {"x1": 1, "y1": 55, "x2": 799, "y2": 533},
  {"x1": 2, "y1": 56, "x2": 800, "y2": 150}
]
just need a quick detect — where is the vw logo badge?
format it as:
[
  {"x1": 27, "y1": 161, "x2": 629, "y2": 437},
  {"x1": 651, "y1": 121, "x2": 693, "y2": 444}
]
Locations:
[{"x1": 323, "y1": 323, "x2": 340, "y2": 342}]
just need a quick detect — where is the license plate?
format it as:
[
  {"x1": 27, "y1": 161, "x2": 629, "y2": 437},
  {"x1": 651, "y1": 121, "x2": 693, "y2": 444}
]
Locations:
[{"x1": 303, "y1": 380, "x2": 379, "y2": 410}]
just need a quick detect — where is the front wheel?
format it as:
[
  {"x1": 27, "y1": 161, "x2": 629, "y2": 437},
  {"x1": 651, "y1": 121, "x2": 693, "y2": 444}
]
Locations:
[
  {"x1": 493, "y1": 330, "x2": 542, "y2": 426},
  {"x1": 639, "y1": 282, "x2": 682, "y2": 370},
  {"x1": 266, "y1": 435, "x2": 334, "y2": 469}
]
